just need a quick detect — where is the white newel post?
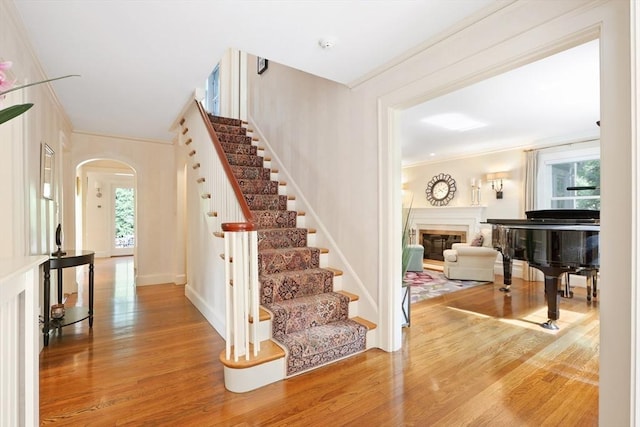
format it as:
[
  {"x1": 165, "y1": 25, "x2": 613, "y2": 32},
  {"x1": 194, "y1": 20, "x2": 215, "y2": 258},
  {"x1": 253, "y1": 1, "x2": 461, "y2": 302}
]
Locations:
[{"x1": 222, "y1": 223, "x2": 260, "y2": 361}]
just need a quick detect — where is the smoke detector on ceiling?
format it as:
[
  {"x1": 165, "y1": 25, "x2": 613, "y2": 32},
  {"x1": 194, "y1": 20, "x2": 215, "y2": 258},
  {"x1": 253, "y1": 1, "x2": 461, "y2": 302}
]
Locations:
[{"x1": 318, "y1": 38, "x2": 336, "y2": 49}]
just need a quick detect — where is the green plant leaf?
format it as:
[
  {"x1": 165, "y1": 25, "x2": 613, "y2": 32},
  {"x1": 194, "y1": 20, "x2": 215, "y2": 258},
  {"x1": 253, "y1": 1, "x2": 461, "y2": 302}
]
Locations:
[
  {"x1": 401, "y1": 197, "x2": 414, "y2": 278},
  {"x1": 0, "y1": 74, "x2": 80, "y2": 97},
  {"x1": 0, "y1": 103, "x2": 33, "y2": 125}
]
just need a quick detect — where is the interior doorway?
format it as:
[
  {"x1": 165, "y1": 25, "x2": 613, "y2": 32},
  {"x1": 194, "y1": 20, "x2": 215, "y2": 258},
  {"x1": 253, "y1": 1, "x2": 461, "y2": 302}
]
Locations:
[{"x1": 76, "y1": 159, "x2": 137, "y2": 260}]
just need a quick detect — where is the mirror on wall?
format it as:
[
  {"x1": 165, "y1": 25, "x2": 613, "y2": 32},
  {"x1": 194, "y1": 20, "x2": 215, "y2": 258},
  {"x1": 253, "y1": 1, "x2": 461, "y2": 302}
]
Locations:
[{"x1": 41, "y1": 143, "x2": 54, "y2": 200}]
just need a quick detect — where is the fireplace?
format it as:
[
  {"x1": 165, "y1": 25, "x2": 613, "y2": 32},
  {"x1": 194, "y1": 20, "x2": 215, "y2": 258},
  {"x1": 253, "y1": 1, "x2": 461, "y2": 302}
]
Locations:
[
  {"x1": 410, "y1": 206, "x2": 486, "y2": 265},
  {"x1": 420, "y1": 229, "x2": 467, "y2": 262}
]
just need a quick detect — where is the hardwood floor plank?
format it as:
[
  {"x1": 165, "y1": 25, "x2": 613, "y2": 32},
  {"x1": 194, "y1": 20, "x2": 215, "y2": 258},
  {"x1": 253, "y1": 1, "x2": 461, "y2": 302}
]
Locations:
[{"x1": 40, "y1": 258, "x2": 598, "y2": 425}]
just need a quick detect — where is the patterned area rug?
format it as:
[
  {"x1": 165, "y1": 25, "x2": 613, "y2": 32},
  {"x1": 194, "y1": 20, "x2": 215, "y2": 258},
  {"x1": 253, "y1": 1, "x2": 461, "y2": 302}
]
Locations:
[{"x1": 404, "y1": 270, "x2": 490, "y2": 303}]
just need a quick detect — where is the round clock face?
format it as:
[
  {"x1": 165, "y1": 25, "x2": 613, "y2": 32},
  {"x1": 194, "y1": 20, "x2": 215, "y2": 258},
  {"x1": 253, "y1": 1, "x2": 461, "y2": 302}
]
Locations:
[
  {"x1": 425, "y1": 173, "x2": 456, "y2": 206},
  {"x1": 432, "y1": 180, "x2": 450, "y2": 200}
]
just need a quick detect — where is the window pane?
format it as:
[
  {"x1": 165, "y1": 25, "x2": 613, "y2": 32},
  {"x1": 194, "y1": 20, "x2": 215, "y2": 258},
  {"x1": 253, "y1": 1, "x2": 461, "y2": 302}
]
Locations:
[
  {"x1": 551, "y1": 163, "x2": 573, "y2": 197},
  {"x1": 551, "y1": 199, "x2": 574, "y2": 209},
  {"x1": 549, "y1": 159, "x2": 600, "y2": 210},
  {"x1": 576, "y1": 198, "x2": 600, "y2": 210},
  {"x1": 575, "y1": 159, "x2": 600, "y2": 196}
]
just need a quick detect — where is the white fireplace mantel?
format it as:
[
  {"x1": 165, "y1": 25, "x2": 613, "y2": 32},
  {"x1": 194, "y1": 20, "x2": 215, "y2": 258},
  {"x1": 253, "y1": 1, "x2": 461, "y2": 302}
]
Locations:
[{"x1": 410, "y1": 206, "x2": 487, "y2": 238}]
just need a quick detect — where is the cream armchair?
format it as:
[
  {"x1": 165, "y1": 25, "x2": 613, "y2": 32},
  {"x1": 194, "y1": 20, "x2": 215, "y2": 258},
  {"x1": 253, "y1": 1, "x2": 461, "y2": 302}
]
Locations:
[{"x1": 443, "y1": 242, "x2": 498, "y2": 282}]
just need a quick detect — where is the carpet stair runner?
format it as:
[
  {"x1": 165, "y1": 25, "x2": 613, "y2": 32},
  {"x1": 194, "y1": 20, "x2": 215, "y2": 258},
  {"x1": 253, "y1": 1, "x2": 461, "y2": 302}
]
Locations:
[{"x1": 210, "y1": 114, "x2": 370, "y2": 376}]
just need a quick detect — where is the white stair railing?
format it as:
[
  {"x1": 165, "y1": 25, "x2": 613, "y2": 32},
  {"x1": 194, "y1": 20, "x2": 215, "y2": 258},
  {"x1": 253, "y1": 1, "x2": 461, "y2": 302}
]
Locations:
[
  {"x1": 222, "y1": 222, "x2": 260, "y2": 361},
  {"x1": 178, "y1": 101, "x2": 253, "y2": 232},
  {"x1": 178, "y1": 100, "x2": 261, "y2": 361}
]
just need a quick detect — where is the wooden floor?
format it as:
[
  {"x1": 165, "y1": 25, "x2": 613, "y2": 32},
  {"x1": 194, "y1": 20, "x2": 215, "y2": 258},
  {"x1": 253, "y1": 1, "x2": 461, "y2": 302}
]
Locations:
[{"x1": 40, "y1": 257, "x2": 599, "y2": 426}]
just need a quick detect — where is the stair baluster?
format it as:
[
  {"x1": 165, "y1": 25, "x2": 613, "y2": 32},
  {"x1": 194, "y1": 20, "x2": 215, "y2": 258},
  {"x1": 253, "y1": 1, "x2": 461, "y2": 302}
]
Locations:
[{"x1": 223, "y1": 222, "x2": 260, "y2": 361}]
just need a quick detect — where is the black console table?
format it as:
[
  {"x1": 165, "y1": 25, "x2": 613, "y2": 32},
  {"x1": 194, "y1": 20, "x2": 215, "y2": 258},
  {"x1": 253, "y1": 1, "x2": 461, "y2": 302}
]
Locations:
[{"x1": 43, "y1": 250, "x2": 95, "y2": 346}]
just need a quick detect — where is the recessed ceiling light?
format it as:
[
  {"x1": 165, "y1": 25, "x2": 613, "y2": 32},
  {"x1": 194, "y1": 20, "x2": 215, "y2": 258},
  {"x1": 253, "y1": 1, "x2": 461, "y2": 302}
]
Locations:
[
  {"x1": 318, "y1": 38, "x2": 336, "y2": 49},
  {"x1": 421, "y1": 113, "x2": 487, "y2": 131}
]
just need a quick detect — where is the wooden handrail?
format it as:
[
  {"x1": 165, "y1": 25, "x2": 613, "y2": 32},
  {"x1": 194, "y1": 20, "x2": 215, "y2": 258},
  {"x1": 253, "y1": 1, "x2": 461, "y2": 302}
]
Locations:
[
  {"x1": 195, "y1": 101, "x2": 254, "y2": 224},
  {"x1": 222, "y1": 222, "x2": 256, "y2": 232}
]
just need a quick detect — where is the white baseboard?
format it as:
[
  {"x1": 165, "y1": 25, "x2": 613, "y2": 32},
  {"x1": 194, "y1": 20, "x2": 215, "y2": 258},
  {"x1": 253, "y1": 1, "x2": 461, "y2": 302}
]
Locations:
[
  {"x1": 184, "y1": 284, "x2": 225, "y2": 338},
  {"x1": 135, "y1": 273, "x2": 175, "y2": 286}
]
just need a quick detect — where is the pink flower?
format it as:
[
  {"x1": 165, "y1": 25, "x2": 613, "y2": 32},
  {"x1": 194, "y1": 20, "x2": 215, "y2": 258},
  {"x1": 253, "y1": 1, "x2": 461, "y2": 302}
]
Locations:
[
  {"x1": 0, "y1": 58, "x2": 77, "y2": 125},
  {"x1": 0, "y1": 61, "x2": 15, "y2": 94}
]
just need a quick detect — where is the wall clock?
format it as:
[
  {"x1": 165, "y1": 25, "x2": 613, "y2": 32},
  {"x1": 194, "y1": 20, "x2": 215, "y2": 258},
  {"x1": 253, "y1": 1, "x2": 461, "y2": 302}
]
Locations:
[{"x1": 425, "y1": 173, "x2": 456, "y2": 206}]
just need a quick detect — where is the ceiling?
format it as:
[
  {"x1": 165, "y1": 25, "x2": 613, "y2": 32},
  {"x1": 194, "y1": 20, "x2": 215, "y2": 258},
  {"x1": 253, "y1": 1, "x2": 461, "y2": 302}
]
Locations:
[
  {"x1": 12, "y1": 0, "x2": 494, "y2": 142},
  {"x1": 399, "y1": 39, "x2": 601, "y2": 166},
  {"x1": 12, "y1": 1, "x2": 599, "y2": 163}
]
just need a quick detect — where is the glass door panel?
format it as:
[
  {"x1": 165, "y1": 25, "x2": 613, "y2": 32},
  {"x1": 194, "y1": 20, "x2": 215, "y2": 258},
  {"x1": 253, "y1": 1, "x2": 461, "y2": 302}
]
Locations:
[{"x1": 113, "y1": 186, "x2": 135, "y2": 256}]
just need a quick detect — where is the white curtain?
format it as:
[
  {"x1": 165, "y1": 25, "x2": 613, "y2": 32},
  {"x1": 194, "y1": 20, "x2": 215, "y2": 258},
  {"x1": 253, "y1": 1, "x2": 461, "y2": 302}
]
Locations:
[
  {"x1": 524, "y1": 150, "x2": 538, "y2": 212},
  {"x1": 523, "y1": 149, "x2": 539, "y2": 281}
]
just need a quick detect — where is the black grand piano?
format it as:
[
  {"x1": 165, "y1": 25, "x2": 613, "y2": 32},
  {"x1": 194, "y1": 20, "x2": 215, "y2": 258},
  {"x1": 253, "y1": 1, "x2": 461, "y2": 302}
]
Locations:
[{"x1": 487, "y1": 209, "x2": 600, "y2": 330}]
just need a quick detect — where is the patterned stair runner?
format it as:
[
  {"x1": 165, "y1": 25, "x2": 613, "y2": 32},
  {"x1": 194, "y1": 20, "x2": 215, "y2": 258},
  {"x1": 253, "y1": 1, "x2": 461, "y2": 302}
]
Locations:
[{"x1": 210, "y1": 114, "x2": 367, "y2": 376}]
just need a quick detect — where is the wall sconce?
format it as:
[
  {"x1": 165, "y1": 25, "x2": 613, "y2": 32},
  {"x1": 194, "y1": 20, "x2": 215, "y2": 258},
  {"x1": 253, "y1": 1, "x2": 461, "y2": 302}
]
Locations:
[
  {"x1": 485, "y1": 172, "x2": 510, "y2": 199},
  {"x1": 470, "y1": 178, "x2": 482, "y2": 205},
  {"x1": 95, "y1": 181, "x2": 103, "y2": 198}
]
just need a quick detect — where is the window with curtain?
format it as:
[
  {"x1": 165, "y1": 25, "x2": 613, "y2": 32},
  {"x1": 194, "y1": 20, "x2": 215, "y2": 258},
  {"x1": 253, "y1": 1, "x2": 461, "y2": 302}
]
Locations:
[{"x1": 536, "y1": 142, "x2": 600, "y2": 210}]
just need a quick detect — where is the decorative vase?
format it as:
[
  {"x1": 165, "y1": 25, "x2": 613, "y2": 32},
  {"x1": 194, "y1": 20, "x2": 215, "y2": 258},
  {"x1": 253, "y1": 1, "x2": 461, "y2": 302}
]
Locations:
[{"x1": 51, "y1": 303, "x2": 65, "y2": 319}]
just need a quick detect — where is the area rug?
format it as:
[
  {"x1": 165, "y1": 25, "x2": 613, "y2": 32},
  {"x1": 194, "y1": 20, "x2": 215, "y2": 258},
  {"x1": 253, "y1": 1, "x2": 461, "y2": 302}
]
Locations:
[{"x1": 404, "y1": 270, "x2": 490, "y2": 303}]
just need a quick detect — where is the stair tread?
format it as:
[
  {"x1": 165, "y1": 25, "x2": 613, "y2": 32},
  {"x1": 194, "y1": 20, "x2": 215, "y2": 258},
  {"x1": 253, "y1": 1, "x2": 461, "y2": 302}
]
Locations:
[
  {"x1": 260, "y1": 267, "x2": 336, "y2": 279},
  {"x1": 352, "y1": 316, "x2": 377, "y2": 330},
  {"x1": 258, "y1": 227, "x2": 308, "y2": 232},
  {"x1": 267, "y1": 291, "x2": 347, "y2": 309},
  {"x1": 324, "y1": 267, "x2": 343, "y2": 276},
  {"x1": 219, "y1": 340, "x2": 285, "y2": 369},
  {"x1": 276, "y1": 318, "x2": 363, "y2": 337},
  {"x1": 260, "y1": 246, "x2": 320, "y2": 254},
  {"x1": 336, "y1": 290, "x2": 359, "y2": 301},
  {"x1": 250, "y1": 307, "x2": 272, "y2": 323}
]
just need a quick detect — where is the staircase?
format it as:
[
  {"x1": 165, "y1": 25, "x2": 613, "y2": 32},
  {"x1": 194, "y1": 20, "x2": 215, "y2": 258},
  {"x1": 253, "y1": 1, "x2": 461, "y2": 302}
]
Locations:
[{"x1": 207, "y1": 114, "x2": 375, "y2": 387}]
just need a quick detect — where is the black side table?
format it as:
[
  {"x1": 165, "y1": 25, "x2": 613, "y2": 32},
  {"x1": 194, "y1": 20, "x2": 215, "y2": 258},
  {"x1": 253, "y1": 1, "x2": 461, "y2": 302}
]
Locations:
[{"x1": 43, "y1": 250, "x2": 95, "y2": 346}]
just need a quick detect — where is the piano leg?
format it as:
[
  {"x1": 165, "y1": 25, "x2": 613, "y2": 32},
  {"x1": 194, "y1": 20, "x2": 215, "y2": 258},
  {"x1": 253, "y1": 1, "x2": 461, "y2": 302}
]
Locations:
[
  {"x1": 498, "y1": 251, "x2": 512, "y2": 292},
  {"x1": 542, "y1": 275, "x2": 561, "y2": 330},
  {"x1": 560, "y1": 272, "x2": 574, "y2": 298},
  {"x1": 586, "y1": 269, "x2": 598, "y2": 302}
]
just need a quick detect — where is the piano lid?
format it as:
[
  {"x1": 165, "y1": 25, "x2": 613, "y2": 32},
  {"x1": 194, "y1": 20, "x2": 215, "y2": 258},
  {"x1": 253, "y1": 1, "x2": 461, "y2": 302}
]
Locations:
[
  {"x1": 486, "y1": 209, "x2": 600, "y2": 226},
  {"x1": 525, "y1": 209, "x2": 599, "y2": 222},
  {"x1": 525, "y1": 209, "x2": 599, "y2": 219}
]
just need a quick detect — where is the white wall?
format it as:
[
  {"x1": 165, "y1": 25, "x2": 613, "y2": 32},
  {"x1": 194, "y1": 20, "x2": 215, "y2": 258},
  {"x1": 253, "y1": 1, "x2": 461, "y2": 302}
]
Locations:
[
  {"x1": 0, "y1": 0, "x2": 73, "y2": 260},
  {"x1": 402, "y1": 148, "x2": 523, "y2": 219},
  {"x1": 68, "y1": 132, "x2": 179, "y2": 286},
  {"x1": 1, "y1": 0, "x2": 75, "y2": 355},
  {"x1": 247, "y1": 59, "x2": 379, "y2": 326}
]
